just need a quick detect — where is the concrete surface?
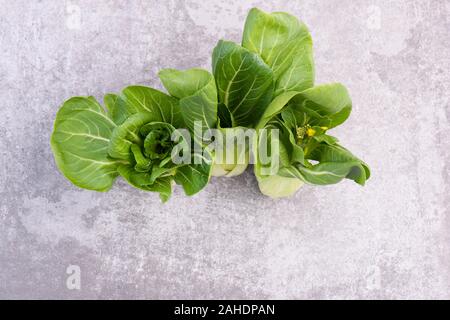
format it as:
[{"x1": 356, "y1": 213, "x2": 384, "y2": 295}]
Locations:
[{"x1": 0, "y1": 0, "x2": 449, "y2": 299}]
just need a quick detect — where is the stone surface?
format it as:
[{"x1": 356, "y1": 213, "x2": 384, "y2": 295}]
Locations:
[{"x1": 0, "y1": 0, "x2": 449, "y2": 299}]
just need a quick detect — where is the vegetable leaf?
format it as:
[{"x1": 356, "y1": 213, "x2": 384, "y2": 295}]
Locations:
[
  {"x1": 159, "y1": 68, "x2": 217, "y2": 134},
  {"x1": 212, "y1": 40, "x2": 274, "y2": 127},
  {"x1": 51, "y1": 97, "x2": 120, "y2": 191},
  {"x1": 288, "y1": 83, "x2": 352, "y2": 129},
  {"x1": 108, "y1": 112, "x2": 157, "y2": 160},
  {"x1": 256, "y1": 90, "x2": 299, "y2": 129},
  {"x1": 104, "y1": 93, "x2": 129, "y2": 125},
  {"x1": 174, "y1": 153, "x2": 212, "y2": 196},
  {"x1": 308, "y1": 144, "x2": 371, "y2": 184},
  {"x1": 242, "y1": 8, "x2": 315, "y2": 95},
  {"x1": 51, "y1": 7, "x2": 370, "y2": 201},
  {"x1": 121, "y1": 86, "x2": 184, "y2": 128},
  {"x1": 117, "y1": 165, "x2": 173, "y2": 202}
]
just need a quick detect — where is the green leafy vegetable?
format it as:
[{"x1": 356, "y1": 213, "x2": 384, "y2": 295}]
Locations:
[
  {"x1": 51, "y1": 69, "x2": 216, "y2": 202},
  {"x1": 212, "y1": 40, "x2": 274, "y2": 127},
  {"x1": 211, "y1": 8, "x2": 317, "y2": 180},
  {"x1": 159, "y1": 68, "x2": 217, "y2": 134},
  {"x1": 255, "y1": 87, "x2": 369, "y2": 197},
  {"x1": 51, "y1": 7, "x2": 370, "y2": 202},
  {"x1": 211, "y1": 7, "x2": 370, "y2": 197},
  {"x1": 51, "y1": 97, "x2": 121, "y2": 192},
  {"x1": 242, "y1": 8, "x2": 315, "y2": 95}
]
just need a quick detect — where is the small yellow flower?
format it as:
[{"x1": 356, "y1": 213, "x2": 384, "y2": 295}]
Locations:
[{"x1": 306, "y1": 127, "x2": 316, "y2": 137}]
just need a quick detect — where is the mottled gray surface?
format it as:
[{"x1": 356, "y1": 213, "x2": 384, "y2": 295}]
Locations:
[{"x1": 0, "y1": 0, "x2": 449, "y2": 300}]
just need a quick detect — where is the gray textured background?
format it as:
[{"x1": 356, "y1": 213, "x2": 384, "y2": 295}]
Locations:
[{"x1": 0, "y1": 0, "x2": 449, "y2": 299}]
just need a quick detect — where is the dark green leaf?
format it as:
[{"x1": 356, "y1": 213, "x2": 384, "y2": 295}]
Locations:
[
  {"x1": 212, "y1": 40, "x2": 274, "y2": 127},
  {"x1": 293, "y1": 161, "x2": 366, "y2": 185},
  {"x1": 108, "y1": 112, "x2": 157, "y2": 160},
  {"x1": 121, "y1": 86, "x2": 184, "y2": 128},
  {"x1": 309, "y1": 143, "x2": 370, "y2": 183},
  {"x1": 174, "y1": 153, "x2": 212, "y2": 196},
  {"x1": 217, "y1": 103, "x2": 233, "y2": 128},
  {"x1": 117, "y1": 165, "x2": 173, "y2": 202}
]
